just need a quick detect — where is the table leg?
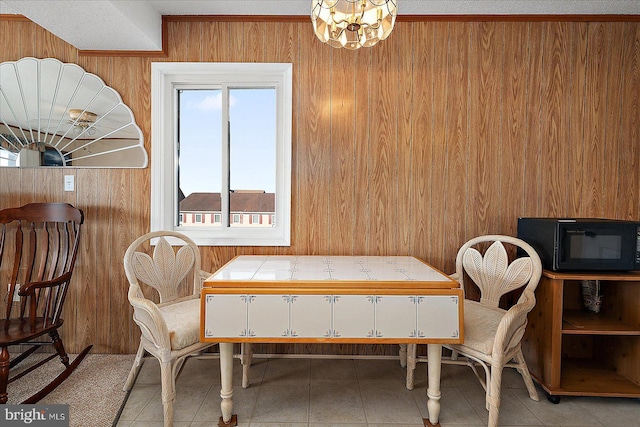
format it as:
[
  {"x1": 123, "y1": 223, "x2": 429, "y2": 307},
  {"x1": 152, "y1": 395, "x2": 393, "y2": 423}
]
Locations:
[
  {"x1": 425, "y1": 343, "x2": 442, "y2": 427},
  {"x1": 218, "y1": 342, "x2": 237, "y2": 426}
]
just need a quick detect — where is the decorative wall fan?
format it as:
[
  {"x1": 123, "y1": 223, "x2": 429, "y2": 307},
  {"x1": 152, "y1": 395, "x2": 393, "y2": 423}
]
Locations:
[{"x1": 0, "y1": 57, "x2": 147, "y2": 167}]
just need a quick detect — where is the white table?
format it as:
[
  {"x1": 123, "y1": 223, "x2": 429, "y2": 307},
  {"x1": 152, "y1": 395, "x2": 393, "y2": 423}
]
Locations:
[{"x1": 201, "y1": 255, "x2": 463, "y2": 427}]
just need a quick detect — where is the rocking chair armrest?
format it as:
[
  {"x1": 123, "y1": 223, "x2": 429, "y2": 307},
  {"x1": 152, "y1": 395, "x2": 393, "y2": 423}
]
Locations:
[{"x1": 19, "y1": 271, "x2": 72, "y2": 296}]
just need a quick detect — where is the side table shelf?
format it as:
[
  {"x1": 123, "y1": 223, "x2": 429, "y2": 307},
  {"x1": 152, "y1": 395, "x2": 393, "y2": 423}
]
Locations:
[{"x1": 521, "y1": 270, "x2": 640, "y2": 400}]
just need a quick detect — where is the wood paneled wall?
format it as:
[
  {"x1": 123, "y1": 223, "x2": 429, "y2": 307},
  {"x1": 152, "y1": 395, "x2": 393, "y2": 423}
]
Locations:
[{"x1": 1, "y1": 17, "x2": 639, "y2": 354}]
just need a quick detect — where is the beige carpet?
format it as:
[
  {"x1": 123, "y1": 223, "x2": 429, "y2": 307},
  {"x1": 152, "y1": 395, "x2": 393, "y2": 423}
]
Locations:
[{"x1": 8, "y1": 352, "x2": 135, "y2": 427}]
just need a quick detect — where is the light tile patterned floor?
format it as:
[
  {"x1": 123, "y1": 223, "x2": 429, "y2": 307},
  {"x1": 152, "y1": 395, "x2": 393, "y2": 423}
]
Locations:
[{"x1": 116, "y1": 355, "x2": 640, "y2": 427}]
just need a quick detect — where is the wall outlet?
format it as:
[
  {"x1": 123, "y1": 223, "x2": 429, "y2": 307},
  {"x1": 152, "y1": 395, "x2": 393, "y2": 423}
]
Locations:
[{"x1": 11, "y1": 283, "x2": 20, "y2": 302}]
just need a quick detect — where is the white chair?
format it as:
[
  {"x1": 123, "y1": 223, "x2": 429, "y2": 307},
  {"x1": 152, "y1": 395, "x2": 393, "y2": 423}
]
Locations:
[
  {"x1": 122, "y1": 231, "x2": 217, "y2": 427},
  {"x1": 406, "y1": 235, "x2": 542, "y2": 427}
]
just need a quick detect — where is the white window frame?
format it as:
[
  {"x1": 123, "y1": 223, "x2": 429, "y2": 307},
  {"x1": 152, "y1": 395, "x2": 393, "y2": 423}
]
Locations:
[{"x1": 151, "y1": 62, "x2": 292, "y2": 246}]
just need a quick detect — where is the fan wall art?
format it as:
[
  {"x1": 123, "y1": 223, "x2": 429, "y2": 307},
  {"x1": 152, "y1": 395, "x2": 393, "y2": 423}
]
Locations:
[{"x1": 0, "y1": 57, "x2": 147, "y2": 167}]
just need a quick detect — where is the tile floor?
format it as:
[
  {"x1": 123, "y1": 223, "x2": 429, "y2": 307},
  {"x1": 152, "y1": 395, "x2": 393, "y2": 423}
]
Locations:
[{"x1": 116, "y1": 354, "x2": 640, "y2": 427}]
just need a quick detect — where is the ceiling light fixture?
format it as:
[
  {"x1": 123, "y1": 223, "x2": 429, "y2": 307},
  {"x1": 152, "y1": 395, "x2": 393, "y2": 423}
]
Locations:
[
  {"x1": 68, "y1": 109, "x2": 97, "y2": 135},
  {"x1": 311, "y1": 0, "x2": 397, "y2": 50}
]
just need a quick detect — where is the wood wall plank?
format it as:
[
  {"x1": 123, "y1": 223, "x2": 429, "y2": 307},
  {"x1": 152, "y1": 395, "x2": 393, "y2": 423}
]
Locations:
[
  {"x1": 1, "y1": 18, "x2": 640, "y2": 354},
  {"x1": 296, "y1": 30, "x2": 331, "y2": 255},
  {"x1": 108, "y1": 169, "x2": 132, "y2": 353},
  {"x1": 409, "y1": 22, "x2": 434, "y2": 261},
  {"x1": 540, "y1": 22, "x2": 572, "y2": 216},
  {"x1": 501, "y1": 22, "x2": 530, "y2": 236},
  {"x1": 582, "y1": 22, "x2": 609, "y2": 217},
  {"x1": 602, "y1": 23, "x2": 625, "y2": 219},
  {"x1": 617, "y1": 23, "x2": 640, "y2": 220},
  {"x1": 75, "y1": 169, "x2": 99, "y2": 350},
  {"x1": 328, "y1": 47, "x2": 357, "y2": 254},
  {"x1": 443, "y1": 22, "x2": 470, "y2": 271},
  {"x1": 17, "y1": 21, "x2": 36, "y2": 57},
  {"x1": 202, "y1": 22, "x2": 229, "y2": 62},
  {"x1": 396, "y1": 22, "x2": 414, "y2": 256},
  {"x1": 352, "y1": 44, "x2": 372, "y2": 255},
  {"x1": 568, "y1": 22, "x2": 588, "y2": 216},
  {"x1": 369, "y1": 30, "x2": 399, "y2": 255},
  {"x1": 522, "y1": 23, "x2": 545, "y2": 218},
  {"x1": 0, "y1": 21, "x2": 19, "y2": 61}
]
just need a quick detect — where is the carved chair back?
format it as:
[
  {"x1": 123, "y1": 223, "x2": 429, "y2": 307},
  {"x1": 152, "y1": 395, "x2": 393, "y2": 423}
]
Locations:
[
  {"x1": 0, "y1": 203, "x2": 83, "y2": 327},
  {"x1": 124, "y1": 230, "x2": 203, "y2": 305},
  {"x1": 453, "y1": 235, "x2": 542, "y2": 309}
]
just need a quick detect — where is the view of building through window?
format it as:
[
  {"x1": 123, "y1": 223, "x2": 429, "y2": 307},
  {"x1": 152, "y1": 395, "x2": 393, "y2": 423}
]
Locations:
[{"x1": 177, "y1": 87, "x2": 277, "y2": 227}]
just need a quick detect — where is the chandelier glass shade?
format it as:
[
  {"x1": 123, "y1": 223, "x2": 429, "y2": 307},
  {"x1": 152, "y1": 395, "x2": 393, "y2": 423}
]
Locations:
[
  {"x1": 311, "y1": 0, "x2": 398, "y2": 50},
  {"x1": 68, "y1": 109, "x2": 98, "y2": 135}
]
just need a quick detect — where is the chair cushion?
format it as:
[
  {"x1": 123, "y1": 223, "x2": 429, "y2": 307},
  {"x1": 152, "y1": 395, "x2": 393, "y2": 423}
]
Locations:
[
  {"x1": 159, "y1": 298, "x2": 201, "y2": 351},
  {"x1": 459, "y1": 300, "x2": 506, "y2": 355}
]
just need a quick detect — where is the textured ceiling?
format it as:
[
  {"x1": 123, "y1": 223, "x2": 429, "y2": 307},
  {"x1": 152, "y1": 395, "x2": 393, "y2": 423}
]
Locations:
[{"x1": 1, "y1": 0, "x2": 639, "y2": 51}]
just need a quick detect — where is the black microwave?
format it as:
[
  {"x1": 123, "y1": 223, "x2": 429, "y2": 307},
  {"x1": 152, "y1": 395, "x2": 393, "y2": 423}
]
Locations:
[{"x1": 517, "y1": 218, "x2": 640, "y2": 271}]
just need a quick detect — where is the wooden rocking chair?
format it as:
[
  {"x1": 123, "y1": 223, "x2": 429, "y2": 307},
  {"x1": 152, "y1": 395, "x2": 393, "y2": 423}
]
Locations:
[{"x1": 0, "y1": 202, "x2": 91, "y2": 404}]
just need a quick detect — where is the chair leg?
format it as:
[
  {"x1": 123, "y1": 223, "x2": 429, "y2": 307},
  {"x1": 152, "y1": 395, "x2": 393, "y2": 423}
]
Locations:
[
  {"x1": 241, "y1": 343, "x2": 252, "y2": 389},
  {"x1": 486, "y1": 365, "x2": 503, "y2": 427},
  {"x1": 124, "y1": 342, "x2": 146, "y2": 391},
  {"x1": 514, "y1": 350, "x2": 539, "y2": 401},
  {"x1": 0, "y1": 346, "x2": 9, "y2": 404},
  {"x1": 160, "y1": 360, "x2": 176, "y2": 427},
  {"x1": 48, "y1": 330, "x2": 70, "y2": 367},
  {"x1": 399, "y1": 344, "x2": 407, "y2": 368},
  {"x1": 405, "y1": 343, "x2": 417, "y2": 390}
]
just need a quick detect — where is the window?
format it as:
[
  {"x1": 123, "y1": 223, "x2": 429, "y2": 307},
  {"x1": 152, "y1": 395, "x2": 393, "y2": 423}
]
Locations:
[
  {"x1": 151, "y1": 63, "x2": 292, "y2": 246},
  {"x1": 195, "y1": 214, "x2": 203, "y2": 223},
  {"x1": 252, "y1": 214, "x2": 260, "y2": 224}
]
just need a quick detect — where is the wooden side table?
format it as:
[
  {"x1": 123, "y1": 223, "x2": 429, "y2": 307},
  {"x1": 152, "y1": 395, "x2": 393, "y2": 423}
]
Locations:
[{"x1": 521, "y1": 270, "x2": 640, "y2": 402}]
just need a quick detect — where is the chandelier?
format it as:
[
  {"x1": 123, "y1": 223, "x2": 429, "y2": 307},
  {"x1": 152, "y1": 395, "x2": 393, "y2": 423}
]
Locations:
[
  {"x1": 68, "y1": 109, "x2": 98, "y2": 135},
  {"x1": 311, "y1": 0, "x2": 398, "y2": 50}
]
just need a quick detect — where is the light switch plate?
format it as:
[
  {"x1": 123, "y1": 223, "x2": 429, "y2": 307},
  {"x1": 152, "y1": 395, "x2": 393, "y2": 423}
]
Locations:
[{"x1": 64, "y1": 175, "x2": 74, "y2": 191}]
